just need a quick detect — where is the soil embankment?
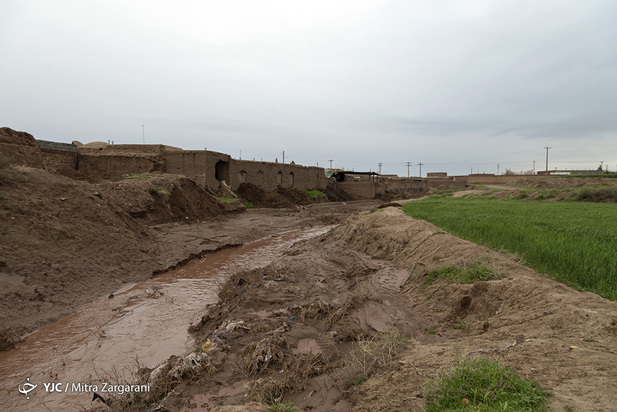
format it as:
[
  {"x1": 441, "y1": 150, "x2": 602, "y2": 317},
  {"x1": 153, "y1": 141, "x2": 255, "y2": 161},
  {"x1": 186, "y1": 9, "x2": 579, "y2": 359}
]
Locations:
[
  {"x1": 142, "y1": 207, "x2": 617, "y2": 412},
  {"x1": 0, "y1": 161, "x2": 377, "y2": 343}
]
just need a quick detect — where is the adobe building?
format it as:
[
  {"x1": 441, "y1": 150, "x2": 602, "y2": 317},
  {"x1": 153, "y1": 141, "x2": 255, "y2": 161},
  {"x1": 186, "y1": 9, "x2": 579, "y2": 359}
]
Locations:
[{"x1": 32, "y1": 139, "x2": 326, "y2": 192}]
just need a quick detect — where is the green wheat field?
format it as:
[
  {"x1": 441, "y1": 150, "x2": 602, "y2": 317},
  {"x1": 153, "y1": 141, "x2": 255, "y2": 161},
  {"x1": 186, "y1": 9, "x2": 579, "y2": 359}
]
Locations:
[{"x1": 403, "y1": 197, "x2": 617, "y2": 301}]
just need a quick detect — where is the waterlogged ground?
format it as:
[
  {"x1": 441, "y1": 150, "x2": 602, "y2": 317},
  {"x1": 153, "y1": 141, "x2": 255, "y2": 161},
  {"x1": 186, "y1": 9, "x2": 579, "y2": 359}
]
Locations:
[
  {"x1": 141, "y1": 207, "x2": 617, "y2": 412},
  {"x1": 0, "y1": 226, "x2": 329, "y2": 412}
]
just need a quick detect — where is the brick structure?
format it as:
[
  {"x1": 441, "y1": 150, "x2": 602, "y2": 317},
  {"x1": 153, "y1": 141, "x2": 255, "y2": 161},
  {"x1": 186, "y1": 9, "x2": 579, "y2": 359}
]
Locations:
[
  {"x1": 36, "y1": 140, "x2": 78, "y2": 171},
  {"x1": 31, "y1": 139, "x2": 327, "y2": 192}
]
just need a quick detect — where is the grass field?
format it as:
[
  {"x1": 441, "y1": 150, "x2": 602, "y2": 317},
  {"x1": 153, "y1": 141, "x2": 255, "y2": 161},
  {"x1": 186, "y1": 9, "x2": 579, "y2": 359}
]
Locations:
[{"x1": 403, "y1": 197, "x2": 617, "y2": 301}]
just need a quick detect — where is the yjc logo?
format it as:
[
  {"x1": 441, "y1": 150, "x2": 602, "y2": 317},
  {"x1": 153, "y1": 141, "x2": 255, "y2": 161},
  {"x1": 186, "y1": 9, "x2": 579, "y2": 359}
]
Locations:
[{"x1": 18, "y1": 378, "x2": 37, "y2": 399}]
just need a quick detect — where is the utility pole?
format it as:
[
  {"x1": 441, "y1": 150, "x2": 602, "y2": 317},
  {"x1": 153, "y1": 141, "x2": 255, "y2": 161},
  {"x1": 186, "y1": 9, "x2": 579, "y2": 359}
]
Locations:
[
  {"x1": 378, "y1": 162, "x2": 382, "y2": 175},
  {"x1": 406, "y1": 162, "x2": 412, "y2": 178},
  {"x1": 282, "y1": 151, "x2": 285, "y2": 164},
  {"x1": 544, "y1": 146, "x2": 551, "y2": 174},
  {"x1": 328, "y1": 159, "x2": 333, "y2": 170},
  {"x1": 533, "y1": 160, "x2": 536, "y2": 174},
  {"x1": 497, "y1": 163, "x2": 500, "y2": 175},
  {"x1": 239, "y1": 150, "x2": 242, "y2": 160},
  {"x1": 418, "y1": 162, "x2": 424, "y2": 177},
  {"x1": 142, "y1": 125, "x2": 145, "y2": 144}
]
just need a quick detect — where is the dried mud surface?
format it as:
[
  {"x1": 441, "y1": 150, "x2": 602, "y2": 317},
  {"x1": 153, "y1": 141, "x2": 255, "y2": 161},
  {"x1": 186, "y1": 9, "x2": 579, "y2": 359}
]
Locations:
[{"x1": 149, "y1": 208, "x2": 617, "y2": 412}]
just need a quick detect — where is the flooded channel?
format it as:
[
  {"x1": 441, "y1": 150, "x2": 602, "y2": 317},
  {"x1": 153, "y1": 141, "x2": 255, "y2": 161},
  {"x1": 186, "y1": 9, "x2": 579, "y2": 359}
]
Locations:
[{"x1": 0, "y1": 226, "x2": 329, "y2": 411}]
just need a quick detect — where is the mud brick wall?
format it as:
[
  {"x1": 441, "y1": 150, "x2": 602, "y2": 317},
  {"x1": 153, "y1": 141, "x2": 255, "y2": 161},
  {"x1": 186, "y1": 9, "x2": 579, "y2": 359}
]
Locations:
[
  {"x1": 337, "y1": 181, "x2": 376, "y2": 199},
  {"x1": 164, "y1": 150, "x2": 231, "y2": 189},
  {"x1": 37, "y1": 140, "x2": 78, "y2": 171},
  {"x1": 77, "y1": 154, "x2": 159, "y2": 180},
  {"x1": 229, "y1": 159, "x2": 326, "y2": 191},
  {"x1": 453, "y1": 175, "x2": 539, "y2": 184},
  {"x1": 382, "y1": 178, "x2": 428, "y2": 193}
]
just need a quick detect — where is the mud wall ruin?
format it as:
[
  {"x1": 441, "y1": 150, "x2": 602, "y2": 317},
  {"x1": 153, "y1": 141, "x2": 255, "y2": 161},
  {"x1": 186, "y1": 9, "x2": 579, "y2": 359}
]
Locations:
[
  {"x1": 26, "y1": 136, "x2": 327, "y2": 192},
  {"x1": 36, "y1": 140, "x2": 78, "y2": 171},
  {"x1": 229, "y1": 160, "x2": 326, "y2": 191}
]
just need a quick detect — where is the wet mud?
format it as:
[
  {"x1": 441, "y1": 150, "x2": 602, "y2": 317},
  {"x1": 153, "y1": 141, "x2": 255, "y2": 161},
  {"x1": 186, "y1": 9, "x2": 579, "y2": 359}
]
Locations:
[{"x1": 0, "y1": 227, "x2": 329, "y2": 411}]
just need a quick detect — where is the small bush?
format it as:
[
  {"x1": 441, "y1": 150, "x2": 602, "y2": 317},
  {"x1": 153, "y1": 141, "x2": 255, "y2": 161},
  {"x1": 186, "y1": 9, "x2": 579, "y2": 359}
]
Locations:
[
  {"x1": 574, "y1": 187, "x2": 617, "y2": 203},
  {"x1": 425, "y1": 263, "x2": 502, "y2": 285},
  {"x1": 424, "y1": 357, "x2": 550, "y2": 411}
]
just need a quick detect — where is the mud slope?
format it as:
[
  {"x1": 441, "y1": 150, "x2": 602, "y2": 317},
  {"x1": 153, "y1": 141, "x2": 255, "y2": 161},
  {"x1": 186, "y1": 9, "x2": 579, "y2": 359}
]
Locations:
[
  {"x1": 0, "y1": 166, "x2": 230, "y2": 336},
  {"x1": 332, "y1": 208, "x2": 617, "y2": 412},
  {"x1": 148, "y1": 207, "x2": 617, "y2": 412}
]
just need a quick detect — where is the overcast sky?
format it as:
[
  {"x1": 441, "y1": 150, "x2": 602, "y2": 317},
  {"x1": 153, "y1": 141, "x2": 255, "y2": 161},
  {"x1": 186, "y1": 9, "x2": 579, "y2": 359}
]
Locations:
[{"x1": 2, "y1": 1, "x2": 616, "y2": 176}]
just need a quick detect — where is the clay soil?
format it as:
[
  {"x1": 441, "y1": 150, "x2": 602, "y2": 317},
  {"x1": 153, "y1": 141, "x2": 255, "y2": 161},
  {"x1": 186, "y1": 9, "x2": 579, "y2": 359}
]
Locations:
[
  {"x1": 0, "y1": 165, "x2": 376, "y2": 345},
  {"x1": 2, "y1": 162, "x2": 617, "y2": 411},
  {"x1": 131, "y1": 207, "x2": 617, "y2": 412}
]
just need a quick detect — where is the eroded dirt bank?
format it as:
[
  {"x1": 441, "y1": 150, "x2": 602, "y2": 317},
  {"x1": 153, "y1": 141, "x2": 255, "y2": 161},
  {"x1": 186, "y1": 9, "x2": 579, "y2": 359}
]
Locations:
[
  {"x1": 138, "y1": 207, "x2": 617, "y2": 412},
  {"x1": 0, "y1": 164, "x2": 378, "y2": 340}
]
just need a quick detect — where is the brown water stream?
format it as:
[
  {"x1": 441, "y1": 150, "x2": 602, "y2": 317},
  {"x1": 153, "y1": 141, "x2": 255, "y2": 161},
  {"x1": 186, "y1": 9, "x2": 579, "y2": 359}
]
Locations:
[{"x1": 0, "y1": 226, "x2": 329, "y2": 411}]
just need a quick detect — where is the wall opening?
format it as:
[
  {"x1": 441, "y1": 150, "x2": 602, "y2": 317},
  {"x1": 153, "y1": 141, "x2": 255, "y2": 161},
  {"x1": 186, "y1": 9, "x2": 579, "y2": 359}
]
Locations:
[
  {"x1": 289, "y1": 172, "x2": 295, "y2": 186},
  {"x1": 239, "y1": 170, "x2": 247, "y2": 183},
  {"x1": 257, "y1": 170, "x2": 264, "y2": 185},
  {"x1": 277, "y1": 171, "x2": 283, "y2": 185},
  {"x1": 215, "y1": 160, "x2": 230, "y2": 183}
]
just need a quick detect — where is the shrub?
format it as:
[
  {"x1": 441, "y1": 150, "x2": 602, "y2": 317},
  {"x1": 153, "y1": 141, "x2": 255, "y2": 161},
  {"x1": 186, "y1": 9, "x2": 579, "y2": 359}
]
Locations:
[{"x1": 574, "y1": 187, "x2": 617, "y2": 203}]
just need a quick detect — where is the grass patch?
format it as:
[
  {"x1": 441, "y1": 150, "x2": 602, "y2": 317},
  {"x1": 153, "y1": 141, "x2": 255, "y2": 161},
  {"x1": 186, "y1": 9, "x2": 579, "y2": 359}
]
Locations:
[
  {"x1": 218, "y1": 197, "x2": 239, "y2": 202},
  {"x1": 403, "y1": 197, "x2": 617, "y2": 301},
  {"x1": 268, "y1": 403, "x2": 297, "y2": 412},
  {"x1": 243, "y1": 201, "x2": 253, "y2": 208},
  {"x1": 150, "y1": 186, "x2": 171, "y2": 196},
  {"x1": 304, "y1": 189, "x2": 326, "y2": 198},
  {"x1": 124, "y1": 173, "x2": 151, "y2": 179},
  {"x1": 352, "y1": 375, "x2": 368, "y2": 385},
  {"x1": 424, "y1": 357, "x2": 550, "y2": 411},
  {"x1": 450, "y1": 321, "x2": 465, "y2": 330},
  {"x1": 425, "y1": 263, "x2": 502, "y2": 285}
]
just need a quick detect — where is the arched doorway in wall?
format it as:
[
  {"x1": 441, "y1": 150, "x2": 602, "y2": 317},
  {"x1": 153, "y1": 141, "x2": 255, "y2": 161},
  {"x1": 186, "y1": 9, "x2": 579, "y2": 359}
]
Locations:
[
  {"x1": 288, "y1": 172, "x2": 294, "y2": 186},
  {"x1": 239, "y1": 170, "x2": 247, "y2": 184},
  {"x1": 276, "y1": 171, "x2": 283, "y2": 185},
  {"x1": 215, "y1": 160, "x2": 230, "y2": 184},
  {"x1": 257, "y1": 170, "x2": 264, "y2": 185}
]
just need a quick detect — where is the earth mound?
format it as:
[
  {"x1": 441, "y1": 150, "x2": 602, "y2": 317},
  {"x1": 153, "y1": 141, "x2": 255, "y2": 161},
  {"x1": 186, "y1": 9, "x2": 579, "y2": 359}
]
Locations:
[
  {"x1": 236, "y1": 183, "x2": 294, "y2": 208},
  {"x1": 0, "y1": 166, "x2": 231, "y2": 338},
  {"x1": 0, "y1": 127, "x2": 43, "y2": 168},
  {"x1": 149, "y1": 208, "x2": 617, "y2": 411}
]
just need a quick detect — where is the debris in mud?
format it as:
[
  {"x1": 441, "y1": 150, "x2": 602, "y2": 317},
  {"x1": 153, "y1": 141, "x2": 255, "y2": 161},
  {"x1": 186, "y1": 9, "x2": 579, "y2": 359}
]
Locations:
[
  {"x1": 145, "y1": 288, "x2": 163, "y2": 299},
  {"x1": 239, "y1": 335, "x2": 289, "y2": 375}
]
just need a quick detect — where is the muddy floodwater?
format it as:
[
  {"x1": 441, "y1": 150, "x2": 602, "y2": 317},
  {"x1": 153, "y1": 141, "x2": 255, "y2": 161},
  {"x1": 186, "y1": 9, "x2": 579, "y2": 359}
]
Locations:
[{"x1": 0, "y1": 226, "x2": 329, "y2": 412}]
